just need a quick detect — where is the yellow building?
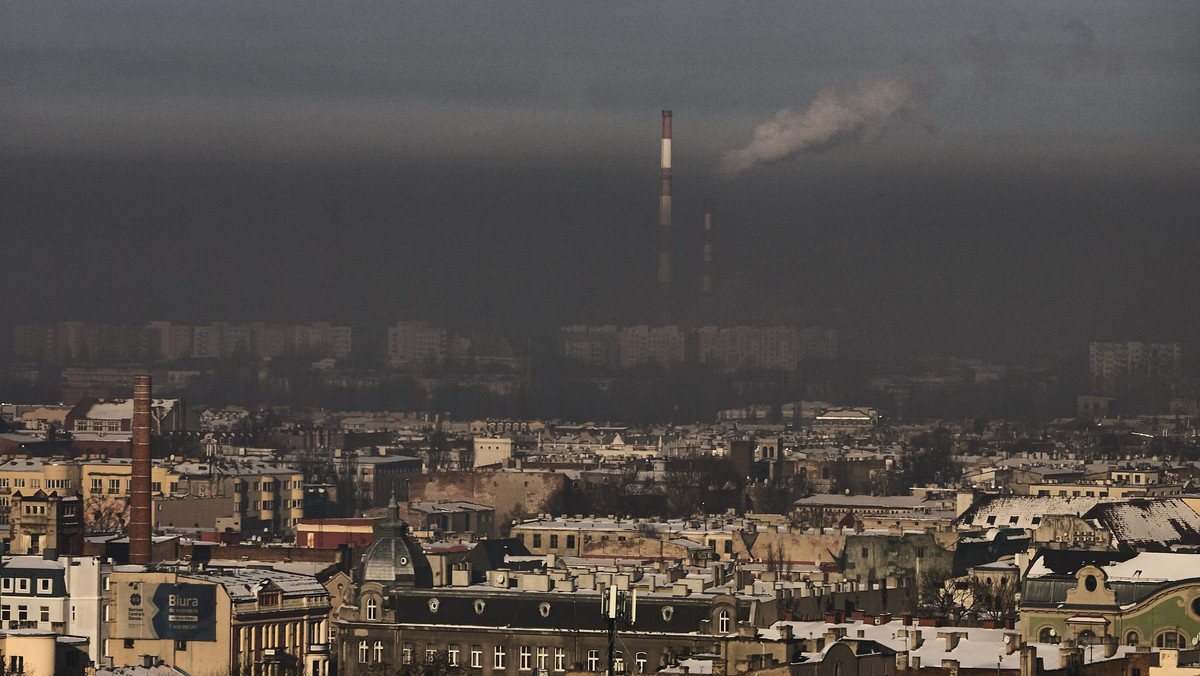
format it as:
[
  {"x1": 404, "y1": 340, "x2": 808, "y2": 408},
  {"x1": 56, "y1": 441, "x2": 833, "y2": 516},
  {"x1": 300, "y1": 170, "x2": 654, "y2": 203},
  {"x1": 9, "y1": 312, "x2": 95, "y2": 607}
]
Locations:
[
  {"x1": 0, "y1": 629, "x2": 89, "y2": 675},
  {"x1": 0, "y1": 458, "x2": 78, "y2": 526},
  {"x1": 109, "y1": 565, "x2": 332, "y2": 676}
]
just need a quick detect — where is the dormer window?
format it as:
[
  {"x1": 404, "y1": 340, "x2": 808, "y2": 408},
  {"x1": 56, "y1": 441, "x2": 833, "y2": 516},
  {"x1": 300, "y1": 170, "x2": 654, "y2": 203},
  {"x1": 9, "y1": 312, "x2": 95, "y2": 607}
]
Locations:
[{"x1": 258, "y1": 591, "x2": 280, "y2": 606}]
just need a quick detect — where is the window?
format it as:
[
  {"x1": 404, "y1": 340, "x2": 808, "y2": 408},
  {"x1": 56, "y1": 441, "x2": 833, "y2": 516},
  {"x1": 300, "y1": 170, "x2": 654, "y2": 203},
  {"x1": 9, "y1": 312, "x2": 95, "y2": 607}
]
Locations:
[
  {"x1": 614, "y1": 652, "x2": 624, "y2": 674},
  {"x1": 550, "y1": 534, "x2": 559, "y2": 548},
  {"x1": 152, "y1": 482, "x2": 162, "y2": 493},
  {"x1": 718, "y1": 610, "x2": 731, "y2": 633},
  {"x1": 636, "y1": 653, "x2": 647, "y2": 673},
  {"x1": 377, "y1": 642, "x2": 386, "y2": 663},
  {"x1": 175, "y1": 640, "x2": 187, "y2": 651},
  {"x1": 108, "y1": 479, "x2": 120, "y2": 494},
  {"x1": 366, "y1": 597, "x2": 378, "y2": 621},
  {"x1": 536, "y1": 647, "x2": 548, "y2": 670},
  {"x1": 1125, "y1": 631, "x2": 1140, "y2": 646},
  {"x1": 358, "y1": 642, "x2": 369, "y2": 663},
  {"x1": 587, "y1": 650, "x2": 600, "y2": 672},
  {"x1": 1, "y1": 578, "x2": 10, "y2": 592},
  {"x1": 471, "y1": 645, "x2": 483, "y2": 669},
  {"x1": 520, "y1": 646, "x2": 532, "y2": 671},
  {"x1": 39, "y1": 606, "x2": 48, "y2": 622},
  {"x1": 0, "y1": 605, "x2": 8, "y2": 621},
  {"x1": 554, "y1": 648, "x2": 566, "y2": 672},
  {"x1": 38, "y1": 579, "x2": 50, "y2": 593},
  {"x1": 1038, "y1": 627, "x2": 1058, "y2": 643},
  {"x1": 566, "y1": 535, "x2": 575, "y2": 548},
  {"x1": 494, "y1": 645, "x2": 506, "y2": 669},
  {"x1": 915, "y1": 548, "x2": 924, "y2": 558},
  {"x1": 124, "y1": 639, "x2": 135, "y2": 649},
  {"x1": 13, "y1": 479, "x2": 23, "y2": 488},
  {"x1": 427, "y1": 643, "x2": 438, "y2": 662},
  {"x1": 0, "y1": 478, "x2": 7, "y2": 489},
  {"x1": 1156, "y1": 632, "x2": 1185, "y2": 649},
  {"x1": 449, "y1": 645, "x2": 460, "y2": 667},
  {"x1": 533, "y1": 533, "x2": 542, "y2": 548},
  {"x1": 18, "y1": 579, "x2": 29, "y2": 593}
]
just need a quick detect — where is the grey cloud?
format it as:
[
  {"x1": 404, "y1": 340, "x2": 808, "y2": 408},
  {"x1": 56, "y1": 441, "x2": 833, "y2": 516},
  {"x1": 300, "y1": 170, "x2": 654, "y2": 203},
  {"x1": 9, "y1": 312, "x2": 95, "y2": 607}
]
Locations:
[{"x1": 1062, "y1": 19, "x2": 1126, "y2": 75}]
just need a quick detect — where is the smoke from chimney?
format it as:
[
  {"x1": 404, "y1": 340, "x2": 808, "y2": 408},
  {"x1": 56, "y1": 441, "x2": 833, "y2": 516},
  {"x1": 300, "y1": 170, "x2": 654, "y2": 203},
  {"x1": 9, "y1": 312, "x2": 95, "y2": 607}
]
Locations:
[
  {"x1": 130, "y1": 375, "x2": 152, "y2": 565},
  {"x1": 718, "y1": 72, "x2": 934, "y2": 177}
]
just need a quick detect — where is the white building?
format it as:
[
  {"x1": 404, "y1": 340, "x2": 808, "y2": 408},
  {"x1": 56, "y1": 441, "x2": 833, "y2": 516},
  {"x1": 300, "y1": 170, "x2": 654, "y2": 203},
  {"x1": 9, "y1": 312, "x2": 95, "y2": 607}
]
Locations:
[{"x1": 0, "y1": 553, "x2": 110, "y2": 667}]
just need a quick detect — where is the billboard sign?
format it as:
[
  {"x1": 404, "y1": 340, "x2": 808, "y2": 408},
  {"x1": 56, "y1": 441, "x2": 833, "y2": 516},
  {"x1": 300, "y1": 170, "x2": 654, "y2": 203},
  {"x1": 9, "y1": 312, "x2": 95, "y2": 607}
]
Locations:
[{"x1": 117, "y1": 581, "x2": 217, "y2": 641}]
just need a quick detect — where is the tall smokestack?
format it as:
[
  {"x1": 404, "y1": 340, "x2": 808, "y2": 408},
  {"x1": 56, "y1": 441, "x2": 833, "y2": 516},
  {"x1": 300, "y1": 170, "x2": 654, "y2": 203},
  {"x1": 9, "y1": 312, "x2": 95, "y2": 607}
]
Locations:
[
  {"x1": 129, "y1": 375, "x2": 152, "y2": 565},
  {"x1": 657, "y1": 111, "x2": 673, "y2": 292},
  {"x1": 701, "y1": 198, "x2": 714, "y2": 296}
]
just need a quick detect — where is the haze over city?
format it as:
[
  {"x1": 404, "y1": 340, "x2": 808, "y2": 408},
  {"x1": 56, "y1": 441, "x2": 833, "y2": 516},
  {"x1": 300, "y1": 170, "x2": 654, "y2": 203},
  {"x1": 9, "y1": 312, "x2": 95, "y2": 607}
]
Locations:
[{"x1": 3, "y1": 1, "x2": 1198, "y2": 353}]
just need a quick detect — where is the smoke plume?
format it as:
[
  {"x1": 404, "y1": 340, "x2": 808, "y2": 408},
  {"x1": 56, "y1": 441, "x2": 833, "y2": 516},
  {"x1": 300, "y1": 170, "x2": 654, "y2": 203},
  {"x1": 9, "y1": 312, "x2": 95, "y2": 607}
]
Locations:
[{"x1": 718, "y1": 72, "x2": 935, "y2": 177}]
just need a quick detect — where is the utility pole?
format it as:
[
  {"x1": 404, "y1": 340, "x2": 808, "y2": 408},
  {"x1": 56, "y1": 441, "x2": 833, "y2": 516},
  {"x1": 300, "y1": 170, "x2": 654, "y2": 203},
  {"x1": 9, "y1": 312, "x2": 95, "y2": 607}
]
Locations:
[{"x1": 602, "y1": 585, "x2": 638, "y2": 676}]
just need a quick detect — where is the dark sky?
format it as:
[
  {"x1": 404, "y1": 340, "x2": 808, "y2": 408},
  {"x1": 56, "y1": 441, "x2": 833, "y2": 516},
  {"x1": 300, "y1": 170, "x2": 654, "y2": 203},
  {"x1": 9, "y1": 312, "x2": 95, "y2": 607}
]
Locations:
[{"x1": 2, "y1": 2, "x2": 1198, "y2": 351}]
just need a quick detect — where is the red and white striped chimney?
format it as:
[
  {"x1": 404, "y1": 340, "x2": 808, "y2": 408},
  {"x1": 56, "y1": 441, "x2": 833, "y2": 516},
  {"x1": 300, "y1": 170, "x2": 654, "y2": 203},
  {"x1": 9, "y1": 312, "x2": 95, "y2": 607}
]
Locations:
[
  {"x1": 129, "y1": 375, "x2": 152, "y2": 565},
  {"x1": 701, "y1": 198, "x2": 714, "y2": 295},
  {"x1": 657, "y1": 110, "x2": 673, "y2": 291}
]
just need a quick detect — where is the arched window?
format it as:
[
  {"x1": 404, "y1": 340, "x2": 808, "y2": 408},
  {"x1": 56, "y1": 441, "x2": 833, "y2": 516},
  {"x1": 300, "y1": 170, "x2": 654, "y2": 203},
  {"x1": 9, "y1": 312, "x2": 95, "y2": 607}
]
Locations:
[
  {"x1": 1038, "y1": 627, "x2": 1058, "y2": 643},
  {"x1": 374, "y1": 641, "x2": 384, "y2": 663},
  {"x1": 367, "y1": 597, "x2": 378, "y2": 621},
  {"x1": 359, "y1": 641, "x2": 370, "y2": 663},
  {"x1": 1155, "y1": 632, "x2": 1185, "y2": 649},
  {"x1": 1125, "y1": 631, "x2": 1140, "y2": 647},
  {"x1": 718, "y1": 610, "x2": 731, "y2": 633},
  {"x1": 1077, "y1": 630, "x2": 1096, "y2": 645}
]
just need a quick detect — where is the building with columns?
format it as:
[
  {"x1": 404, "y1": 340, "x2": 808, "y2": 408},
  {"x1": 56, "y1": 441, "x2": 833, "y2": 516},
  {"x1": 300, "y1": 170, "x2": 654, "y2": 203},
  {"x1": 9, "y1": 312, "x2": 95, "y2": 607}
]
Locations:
[{"x1": 108, "y1": 565, "x2": 332, "y2": 676}]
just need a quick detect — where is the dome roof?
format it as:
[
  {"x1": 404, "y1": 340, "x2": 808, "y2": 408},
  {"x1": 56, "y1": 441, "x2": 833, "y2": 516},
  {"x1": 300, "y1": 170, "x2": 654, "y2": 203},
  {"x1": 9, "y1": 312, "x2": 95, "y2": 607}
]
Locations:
[{"x1": 358, "y1": 496, "x2": 433, "y2": 588}]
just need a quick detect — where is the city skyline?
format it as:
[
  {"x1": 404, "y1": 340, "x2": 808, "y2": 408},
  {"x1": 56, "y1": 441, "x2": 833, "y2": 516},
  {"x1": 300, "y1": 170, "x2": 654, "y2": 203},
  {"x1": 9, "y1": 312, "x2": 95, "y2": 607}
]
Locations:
[{"x1": 2, "y1": 2, "x2": 1198, "y2": 352}]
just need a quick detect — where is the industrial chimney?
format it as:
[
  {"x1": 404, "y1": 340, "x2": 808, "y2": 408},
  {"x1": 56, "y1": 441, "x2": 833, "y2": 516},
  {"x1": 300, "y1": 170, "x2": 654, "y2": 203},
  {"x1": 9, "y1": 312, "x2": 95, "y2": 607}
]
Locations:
[
  {"x1": 701, "y1": 198, "x2": 714, "y2": 296},
  {"x1": 129, "y1": 375, "x2": 152, "y2": 565},
  {"x1": 657, "y1": 111, "x2": 673, "y2": 292}
]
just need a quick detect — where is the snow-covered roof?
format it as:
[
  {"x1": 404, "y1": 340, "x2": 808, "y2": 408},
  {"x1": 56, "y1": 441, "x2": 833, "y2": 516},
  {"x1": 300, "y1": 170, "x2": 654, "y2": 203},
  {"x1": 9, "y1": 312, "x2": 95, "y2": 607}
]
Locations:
[
  {"x1": 1103, "y1": 552, "x2": 1200, "y2": 582},
  {"x1": 183, "y1": 567, "x2": 329, "y2": 602},
  {"x1": 2, "y1": 555, "x2": 65, "y2": 571},
  {"x1": 83, "y1": 399, "x2": 177, "y2": 420},
  {"x1": 957, "y1": 495, "x2": 1102, "y2": 529},
  {"x1": 1083, "y1": 499, "x2": 1200, "y2": 548},
  {"x1": 759, "y1": 620, "x2": 1139, "y2": 671}
]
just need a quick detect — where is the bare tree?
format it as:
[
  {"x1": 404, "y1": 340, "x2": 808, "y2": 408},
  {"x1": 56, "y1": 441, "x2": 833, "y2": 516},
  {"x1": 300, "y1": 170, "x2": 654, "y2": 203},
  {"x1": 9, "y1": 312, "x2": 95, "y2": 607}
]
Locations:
[
  {"x1": 969, "y1": 576, "x2": 1018, "y2": 623},
  {"x1": 84, "y1": 495, "x2": 128, "y2": 534},
  {"x1": 917, "y1": 566, "x2": 972, "y2": 620}
]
